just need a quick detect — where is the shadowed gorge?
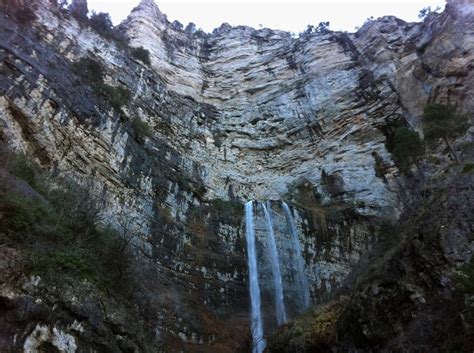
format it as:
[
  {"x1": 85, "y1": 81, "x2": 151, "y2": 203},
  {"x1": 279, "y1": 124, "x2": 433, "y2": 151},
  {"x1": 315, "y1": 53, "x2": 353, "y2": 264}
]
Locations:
[{"x1": 0, "y1": 0, "x2": 473, "y2": 352}]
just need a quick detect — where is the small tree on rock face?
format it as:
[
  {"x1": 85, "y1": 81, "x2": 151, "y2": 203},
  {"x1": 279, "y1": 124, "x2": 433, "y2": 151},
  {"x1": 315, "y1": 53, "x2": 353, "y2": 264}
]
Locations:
[
  {"x1": 392, "y1": 127, "x2": 425, "y2": 180},
  {"x1": 87, "y1": 11, "x2": 128, "y2": 47},
  {"x1": 132, "y1": 118, "x2": 152, "y2": 143},
  {"x1": 73, "y1": 57, "x2": 104, "y2": 84},
  {"x1": 422, "y1": 103, "x2": 466, "y2": 164},
  {"x1": 89, "y1": 11, "x2": 113, "y2": 36},
  {"x1": 130, "y1": 47, "x2": 151, "y2": 66}
]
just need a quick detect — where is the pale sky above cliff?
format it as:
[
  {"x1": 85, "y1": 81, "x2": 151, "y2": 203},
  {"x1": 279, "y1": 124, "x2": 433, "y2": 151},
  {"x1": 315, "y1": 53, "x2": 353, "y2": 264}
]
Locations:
[{"x1": 87, "y1": 0, "x2": 446, "y2": 33}]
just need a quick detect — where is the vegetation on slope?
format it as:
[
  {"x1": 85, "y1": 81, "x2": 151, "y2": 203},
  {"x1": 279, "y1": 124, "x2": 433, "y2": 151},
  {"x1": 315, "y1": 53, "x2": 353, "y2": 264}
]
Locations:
[
  {"x1": 392, "y1": 127, "x2": 425, "y2": 178},
  {"x1": 267, "y1": 102, "x2": 473, "y2": 352},
  {"x1": 267, "y1": 100, "x2": 473, "y2": 352},
  {"x1": 267, "y1": 172, "x2": 474, "y2": 352},
  {"x1": 0, "y1": 153, "x2": 133, "y2": 291},
  {"x1": 72, "y1": 57, "x2": 131, "y2": 110}
]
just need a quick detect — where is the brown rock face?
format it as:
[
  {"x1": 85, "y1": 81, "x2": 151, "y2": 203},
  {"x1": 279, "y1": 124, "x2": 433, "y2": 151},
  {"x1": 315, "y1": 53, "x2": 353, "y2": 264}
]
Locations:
[
  {"x1": 266, "y1": 173, "x2": 474, "y2": 353},
  {"x1": 0, "y1": 0, "x2": 472, "y2": 351}
]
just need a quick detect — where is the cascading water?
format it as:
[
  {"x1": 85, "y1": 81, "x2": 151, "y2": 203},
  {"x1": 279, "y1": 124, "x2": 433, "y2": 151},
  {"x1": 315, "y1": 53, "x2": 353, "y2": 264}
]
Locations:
[
  {"x1": 245, "y1": 200, "x2": 310, "y2": 349},
  {"x1": 282, "y1": 201, "x2": 311, "y2": 309},
  {"x1": 244, "y1": 201, "x2": 266, "y2": 353},
  {"x1": 261, "y1": 201, "x2": 288, "y2": 326}
]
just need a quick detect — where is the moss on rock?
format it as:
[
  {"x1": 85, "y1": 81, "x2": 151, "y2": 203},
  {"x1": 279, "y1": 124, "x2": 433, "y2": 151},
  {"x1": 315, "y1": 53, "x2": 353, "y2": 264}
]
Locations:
[{"x1": 266, "y1": 295, "x2": 350, "y2": 353}]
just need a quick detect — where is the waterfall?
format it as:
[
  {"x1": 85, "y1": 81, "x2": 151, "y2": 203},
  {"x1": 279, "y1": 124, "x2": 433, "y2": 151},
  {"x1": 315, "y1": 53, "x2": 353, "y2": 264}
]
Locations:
[
  {"x1": 282, "y1": 201, "x2": 311, "y2": 309},
  {"x1": 245, "y1": 201, "x2": 266, "y2": 353},
  {"x1": 244, "y1": 200, "x2": 309, "y2": 349},
  {"x1": 261, "y1": 201, "x2": 288, "y2": 325}
]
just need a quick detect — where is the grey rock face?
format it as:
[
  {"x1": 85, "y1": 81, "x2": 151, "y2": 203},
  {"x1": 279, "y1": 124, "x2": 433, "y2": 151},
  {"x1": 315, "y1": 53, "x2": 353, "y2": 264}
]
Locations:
[
  {"x1": 266, "y1": 172, "x2": 474, "y2": 353},
  {"x1": 0, "y1": 0, "x2": 472, "y2": 351},
  {"x1": 122, "y1": 0, "x2": 405, "y2": 214}
]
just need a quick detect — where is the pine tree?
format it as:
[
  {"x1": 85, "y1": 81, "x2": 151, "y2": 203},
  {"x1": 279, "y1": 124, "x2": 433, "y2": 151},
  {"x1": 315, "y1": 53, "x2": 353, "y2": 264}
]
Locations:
[
  {"x1": 423, "y1": 104, "x2": 466, "y2": 164},
  {"x1": 392, "y1": 127, "x2": 425, "y2": 180}
]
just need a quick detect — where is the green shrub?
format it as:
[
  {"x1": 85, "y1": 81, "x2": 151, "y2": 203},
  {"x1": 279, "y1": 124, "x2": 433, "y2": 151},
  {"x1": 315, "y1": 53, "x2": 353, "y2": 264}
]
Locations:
[
  {"x1": 7, "y1": 153, "x2": 45, "y2": 191},
  {"x1": 423, "y1": 103, "x2": 468, "y2": 163},
  {"x1": 47, "y1": 179, "x2": 102, "y2": 239},
  {"x1": 49, "y1": 250, "x2": 95, "y2": 277},
  {"x1": 130, "y1": 47, "x2": 151, "y2": 66},
  {"x1": 0, "y1": 154, "x2": 132, "y2": 290},
  {"x1": 462, "y1": 163, "x2": 474, "y2": 174},
  {"x1": 87, "y1": 11, "x2": 130, "y2": 48},
  {"x1": 423, "y1": 104, "x2": 466, "y2": 140},
  {"x1": 454, "y1": 258, "x2": 474, "y2": 295},
  {"x1": 0, "y1": 193, "x2": 58, "y2": 239},
  {"x1": 72, "y1": 57, "x2": 131, "y2": 109},
  {"x1": 28, "y1": 226, "x2": 128, "y2": 286},
  {"x1": 73, "y1": 57, "x2": 104, "y2": 84},
  {"x1": 89, "y1": 11, "x2": 113, "y2": 36},
  {"x1": 209, "y1": 199, "x2": 243, "y2": 221},
  {"x1": 87, "y1": 11, "x2": 129, "y2": 48},
  {"x1": 378, "y1": 221, "x2": 400, "y2": 251},
  {"x1": 132, "y1": 118, "x2": 152, "y2": 142},
  {"x1": 372, "y1": 151, "x2": 389, "y2": 179},
  {"x1": 94, "y1": 83, "x2": 131, "y2": 109},
  {"x1": 69, "y1": 0, "x2": 88, "y2": 23},
  {"x1": 392, "y1": 127, "x2": 425, "y2": 174},
  {"x1": 8, "y1": 183, "x2": 130, "y2": 287},
  {"x1": 453, "y1": 258, "x2": 474, "y2": 327}
]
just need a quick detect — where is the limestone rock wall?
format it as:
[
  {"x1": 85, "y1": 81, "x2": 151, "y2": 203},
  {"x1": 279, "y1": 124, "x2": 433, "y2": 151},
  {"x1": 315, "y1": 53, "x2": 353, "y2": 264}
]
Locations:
[
  {"x1": 0, "y1": 0, "x2": 472, "y2": 351},
  {"x1": 123, "y1": 0, "x2": 404, "y2": 213}
]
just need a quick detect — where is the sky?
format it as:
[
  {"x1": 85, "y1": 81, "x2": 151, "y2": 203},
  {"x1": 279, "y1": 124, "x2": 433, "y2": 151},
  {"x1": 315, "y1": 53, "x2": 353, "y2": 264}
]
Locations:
[{"x1": 87, "y1": 0, "x2": 446, "y2": 33}]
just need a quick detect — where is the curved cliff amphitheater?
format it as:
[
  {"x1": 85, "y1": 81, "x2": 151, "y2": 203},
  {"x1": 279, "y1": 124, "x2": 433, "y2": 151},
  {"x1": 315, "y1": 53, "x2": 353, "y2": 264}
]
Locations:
[{"x1": 0, "y1": 0, "x2": 473, "y2": 352}]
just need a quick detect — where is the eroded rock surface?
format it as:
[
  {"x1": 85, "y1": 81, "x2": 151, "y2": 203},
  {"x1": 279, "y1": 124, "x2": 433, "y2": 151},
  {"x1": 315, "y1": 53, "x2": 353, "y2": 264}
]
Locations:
[
  {"x1": 266, "y1": 173, "x2": 474, "y2": 353},
  {"x1": 0, "y1": 0, "x2": 472, "y2": 351}
]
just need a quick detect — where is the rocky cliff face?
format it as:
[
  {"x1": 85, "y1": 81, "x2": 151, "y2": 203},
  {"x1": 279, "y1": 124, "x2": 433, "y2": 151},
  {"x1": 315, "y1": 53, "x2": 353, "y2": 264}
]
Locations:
[
  {"x1": 266, "y1": 171, "x2": 474, "y2": 353},
  {"x1": 0, "y1": 0, "x2": 472, "y2": 351}
]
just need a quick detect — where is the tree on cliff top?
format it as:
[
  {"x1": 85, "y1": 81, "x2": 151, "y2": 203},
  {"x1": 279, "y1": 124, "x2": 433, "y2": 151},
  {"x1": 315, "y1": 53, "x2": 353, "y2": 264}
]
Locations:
[
  {"x1": 315, "y1": 21, "x2": 330, "y2": 34},
  {"x1": 69, "y1": 0, "x2": 88, "y2": 22},
  {"x1": 89, "y1": 11, "x2": 113, "y2": 36},
  {"x1": 423, "y1": 103, "x2": 466, "y2": 164},
  {"x1": 418, "y1": 6, "x2": 441, "y2": 19}
]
